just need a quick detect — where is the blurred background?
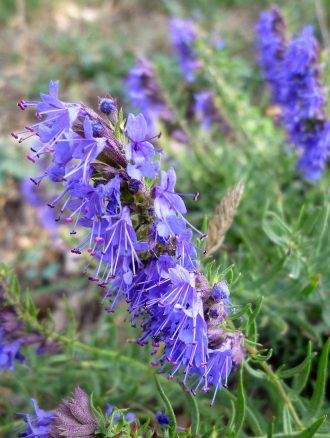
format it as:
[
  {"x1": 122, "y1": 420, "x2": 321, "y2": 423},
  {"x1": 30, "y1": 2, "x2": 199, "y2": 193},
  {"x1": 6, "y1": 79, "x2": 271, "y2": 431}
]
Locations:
[
  {"x1": 1, "y1": 0, "x2": 329, "y2": 305},
  {"x1": 1, "y1": 0, "x2": 330, "y2": 434}
]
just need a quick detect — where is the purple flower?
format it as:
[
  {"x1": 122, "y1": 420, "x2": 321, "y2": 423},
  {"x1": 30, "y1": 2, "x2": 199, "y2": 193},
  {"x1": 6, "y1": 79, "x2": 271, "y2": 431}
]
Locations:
[
  {"x1": 256, "y1": 9, "x2": 330, "y2": 180},
  {"x1": 126, "y1": 58, "x2": 173, "y2": 131},
  {"x1": 155, "y1": 411, "x2": 171, "y2": 426},
  {"x1": 175, "y1": 229, "x2": 199, "y2": 271},
  {"x1": 52, "y1": 387, "x2": 98, "y2": 437},
  {"x1": 195, "y1": 344, "x2": 233, "y2": 406},
  {"x1": 13, "y1": 82, "x2": 243, "y2": 404},
  {"x1": 256, "y1": 6, "x2": 286, "y2": 104},
  {"x1": 18, "y1": 399, "x2": 55, "y2": 437},
  {"x1": 212, "y1": 281, "x2": 232, "y2": 313},
  {"x1": 67, "y1": 117, "x2": 106, "y2": 184},
  {"x1": 153, "y1": 168, "x2": 186, "y2": 237},
  {"x1": 21, "y1": 178, "x2": 58, "y2": 236},
  {"x1": 297, "y1": 120, "x2": 330, "y2": 180},
  {"x1": 194, "y1": 91, "x2": 226, "y2": 131},
  {"x1": 0, "y1": 329, "x2": 24, "y2": 372},
  {"x1": 125, "y1": 113, "x2": 160, "y2": 179},
  {"x1": 169, "y1": 18, "x2": 200, "y2": 82},
  {"x1": 106, "y1": 404, "x2": 136, "y2": 423},
  {"x1": 13, "y1": 81, "x2": 80, "y2": 163},
  {"x1": 99, "y1": 97, "x2": 116, "y2": 115}
]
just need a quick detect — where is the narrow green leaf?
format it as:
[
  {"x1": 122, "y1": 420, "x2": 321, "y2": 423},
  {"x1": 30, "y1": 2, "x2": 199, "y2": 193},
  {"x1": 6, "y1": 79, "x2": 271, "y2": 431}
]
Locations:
[
  {"x1": 295, "y1": 416, "x2": 326, "y2": 438},
  {"x1": 251, "y1": 349, "x2": 273, "y2": 362},
  {"x1": 186, "y1": 392, "x2": 200, "y2": 436},
  {"x1": 154, "y1": 375, "x2": 177, "y2": 437},
  {"x1": 244, "y1": 361, "x2": 267, "y2": 379},
  {"x1": 299, "y1": 207, "x2": 321, "y2": 235},
  {"x1": 267, "y1": 417, "x2": 276, "y2": 438},
  {"x1": 277, "y1": 416, "x2": 326, "y2": 438},
  {"x1": 278, "y1": 352, "x2": 317, "y2": 379},
  {"x1": 228, "y1": 303, "x2": 251, "y2": 321},
  {"x1": 233, "y1": 366, "x2": 245, "y2": 435},
  {"x1": 246, "y1": 297, "x2": 264, "y2": 342},
  {"x1": 228, "y1": 400, "x2": 236, "y2": 431},
  {"x1": 300, "y1": 275, "x2": 321, "y2": 298},
  {"x1": 249, "y1": 257, "x2": 286, "y2": 288},
  {"x1": 316, "y1": 201, "x2": 329, "y2": 251},
  {"x1": 245, "y1": 404, "x2": 264, "y2": 437},
  {"x1": 282, "y1": 406, "x2": 293, "y2": 434},
  {"x1": 309, "y1": 338, "x2": 330, "y2": 418}
]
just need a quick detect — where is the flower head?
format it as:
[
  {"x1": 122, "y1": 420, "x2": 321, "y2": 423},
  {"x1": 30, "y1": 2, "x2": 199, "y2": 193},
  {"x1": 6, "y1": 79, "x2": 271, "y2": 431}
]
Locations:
[
  {"x1": 18, "y1": 399, "x2": 55, "y2": 437},
  {"x1": 169, "y1": 18, "x2": 200, "y2": 82},
  {"x1": 256, "y1": 8, "x2": 330, "y2": 180},
  {"x1": 126, "y1": 57, "x2": 173, "y2": 131},
  {"x1": 13, "y1": 81, "x2": 243, "y2": 403}
]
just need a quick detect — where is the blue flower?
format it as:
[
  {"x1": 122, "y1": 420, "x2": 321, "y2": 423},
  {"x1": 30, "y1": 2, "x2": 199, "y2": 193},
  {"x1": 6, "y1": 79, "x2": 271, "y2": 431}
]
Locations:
[
  {"x1": 0, "y1": 330, "x2": 24, "y2": 372},
  {"x1": 194, "y1": 344, "x2": 233, "y2": 406},
  {"x1": 14, "y1": 82, "x2": 244, "y2": 404},
  {"x1": 153, "y1": 168, "x2": 186, "y2": 237},
  {"x1": 106, "y1": 404, "x2": 136, "y2": 423},
  {"x1": 256, "y1": 9, "x2": 330, "y2": 180},
  {"x1": 126, "y1": 58, "x2": 173, "y2": 131},
  {"x1": 194, "y1": 91, "x2": 220, "y2": 130},
  {"x1": 169, "y1": 18, "x2": 200, "y2": 82},
  {"x1": 18, "y1": 399, "x2": 55, "y2": 437},
  {"x1": 99, "y1": 97, "x2": 116, "y2": 115},
  {"x1": 125, "y1": 113, "x2": 160, "y2": 179},
  {"x1": 155, "y1": 411, "x2": 171, "y2": 426},
  {"x1": 256, "y1": 6, "x2": 286, "y2": 104}
]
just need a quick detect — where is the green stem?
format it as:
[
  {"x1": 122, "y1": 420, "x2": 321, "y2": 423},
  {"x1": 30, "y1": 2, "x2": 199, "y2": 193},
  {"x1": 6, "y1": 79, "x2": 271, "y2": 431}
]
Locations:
[
  {"x1": 186, "y1": 391, "x2": 200, "y2": 436},
  {"x1": 154, "y1": 375, "x2": 177, "y2": 437},
  {"x1": 244, "y1": 342, "x2": 304, "y2": 431},
  {"x1": 7, "y1": 286, "x2": 149, "y2": 373}
]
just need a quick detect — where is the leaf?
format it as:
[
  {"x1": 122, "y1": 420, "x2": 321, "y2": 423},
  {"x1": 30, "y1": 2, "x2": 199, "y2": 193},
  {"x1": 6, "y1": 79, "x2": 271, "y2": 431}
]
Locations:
[
  {"x1": 309, "y1": 338, "x2": 330, "y2": 418},
  {"x1": 300, "y1": 275, "x2": 321, "y2": 298},
  {"x1": 244, "y1": 361, "x2": 267, "y2": 380},
  {"x1": 154, "y1": 375, "x2": 177, "y2": 437},
  {"x1": 294, "y1": 416, "x2": 326, "y2": 438},
  {"x1": 233, "y1": 365, "x2": 245, "y2": 435},
  {"x1": 283, "y1": 406, "x2": 293, "y2": 434},
  {"x1": 276, "y1": 416, "x2": 326, "y2": 437},
  {"x1": 249, "y1": 257, "x2": 286, "y2": 288},
  {"x1": 251, "y1": 349, "x2": 273, "y2": 362},
  {"x1": 316, "y1": 201, "x2": 329, "y2": 251},
  {"x1": 267, "y1": 417, "x2": 276, "y2": 438},
  {"x1": 278, "y1": 349, "x2": 316, "y2": 379},
  {"x1": 299, "y1": 206, "x2": 321, "y2": 235},
  {"x1": 228, "y1": 303, "x2": 252, "y2": 321},
  {"x1": 245, "y1": 404, "x2": 264, "y2": 437},
  {"x1": 246, "y1": 297, "x2": 264, "y2": 342},
  {"x1": 262, "y1": 211, "x2": 291, "y2": 248},
  {"x1": 186, "y1": 391, "x2": 200, "y2": 436}
]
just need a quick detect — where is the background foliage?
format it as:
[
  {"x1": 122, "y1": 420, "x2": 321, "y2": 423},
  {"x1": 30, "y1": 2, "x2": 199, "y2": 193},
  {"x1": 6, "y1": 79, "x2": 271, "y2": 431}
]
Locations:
[{"x1": 0, "y1": 0, "x2": 329, "y2": 436}]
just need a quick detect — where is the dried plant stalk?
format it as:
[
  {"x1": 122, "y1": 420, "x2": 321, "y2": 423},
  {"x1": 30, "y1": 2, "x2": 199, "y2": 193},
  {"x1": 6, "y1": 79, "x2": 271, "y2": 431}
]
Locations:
[{"x1": 206, "y1": 181, "x2": 244, "y2": 255}]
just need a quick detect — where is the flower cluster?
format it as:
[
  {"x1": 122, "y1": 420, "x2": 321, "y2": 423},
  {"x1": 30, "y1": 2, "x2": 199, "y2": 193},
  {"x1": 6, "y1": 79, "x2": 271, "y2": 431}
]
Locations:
[
  {"x1": 18, "y1": 399, "x2": 55, "y2": 437},
  {"x1": 255, "y1": 6, "x2": 286, "y2": 104},
  {"x1": 17, "y1": 387, "x2": 170, "y2": 437},
  {"x1": 0, "y1": 286, "x2": 55, "y2": 373},
  {"x1": 256, "y1": 7, "x2": 330, "y2": 180},
  {"x1": 18, "y1": 387, "x2": 98, "y2": 437},
  {"x1": 126, "y1": 18, "x2": 229, "y2": 136},
  {"x1": 169, "y1": 17, "x2": 200, "y2": 83},
  {"x1": 12, "y1": 81, "x2": 244, "y2": 403},
  {"x1": 194, "y1": 90, "x2": 230, "y2": 133},
  {"x1": 125, "y1": 57, "x2": 174, "y2": 131}
]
